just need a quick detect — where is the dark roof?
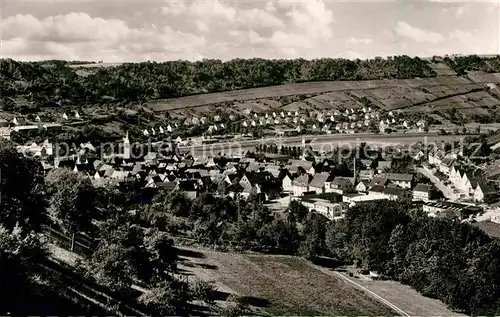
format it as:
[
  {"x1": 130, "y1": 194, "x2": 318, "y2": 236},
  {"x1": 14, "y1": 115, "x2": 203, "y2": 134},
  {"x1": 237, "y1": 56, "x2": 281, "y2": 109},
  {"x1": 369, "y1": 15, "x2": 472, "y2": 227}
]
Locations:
[
  {"x1": 293, "y1": 174, "x2": 310, "y2": 187},
  {"x1": 369, "y1": 185, "x2": 385, "y2": 193},
  {"x1": 178, "y1": 180, "x2": 199, "y2": 192},
  {"x1": 309, "y1": 172, "x2": 331, "y2": 188},
  {"x1": 413, "y1": 183, "x2": 432, "y2": 193},
  {"x1": 155, "y1": 182, "x2": 179, "y2": 190},
  {"x1": 381, "y1": 173, "x2": 414, "y2": 182},
  {"x1": 475, "y1": 179, "x2": 495, "y2": 194},
  {"x1": 441, "y1": 157, "x2": 455, "y2": 167},
  {"x1": 369, "y1": 177, "x2": 389, "y2": 187},
  {"x1": 383, "y1": 186, "x2": 406, "y2": 197},
  {"x1": 245, "y1": 171, "x2": 276, "y2": 185},
  {"x1": 332, "y1": 177, "x2": 353, "y2": 187},
  {"x1": 288, "y1": 159, "x2": 313, "y2": 170}
]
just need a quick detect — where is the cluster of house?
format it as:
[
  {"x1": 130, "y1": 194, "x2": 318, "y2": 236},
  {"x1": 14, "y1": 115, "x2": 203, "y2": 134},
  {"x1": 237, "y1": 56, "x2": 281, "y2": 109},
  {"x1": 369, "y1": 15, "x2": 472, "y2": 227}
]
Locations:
[
  {"x1": 428, "y1": 147, "x2": 498, "y2": 203},
  {"x1": 379, "y1": 111, "x2": 427, "y2": 133},
  {"x1": 240, "y1": 107, "x2": 381, "y2": 134},
  {"x1": 0, "y1": 117, "x2": 63, "y2": 140},
  {"x1": 11, "y1": 127, "x2": 495, "y2": 222}
]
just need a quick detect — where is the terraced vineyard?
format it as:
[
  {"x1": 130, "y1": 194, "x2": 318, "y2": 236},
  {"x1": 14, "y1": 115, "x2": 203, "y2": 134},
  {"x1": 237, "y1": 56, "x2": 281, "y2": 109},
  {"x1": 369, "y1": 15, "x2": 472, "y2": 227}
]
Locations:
[{"x1": 148, "y1": 70, "x2": 500, "y2": 124}]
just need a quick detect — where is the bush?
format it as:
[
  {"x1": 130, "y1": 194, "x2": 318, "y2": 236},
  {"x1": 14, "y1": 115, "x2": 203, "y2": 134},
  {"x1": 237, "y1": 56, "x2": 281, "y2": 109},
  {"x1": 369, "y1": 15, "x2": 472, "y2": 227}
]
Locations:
[
  {"x1": 218, "y1": 295, "x2": 249, "y2": 317},
  {"x1": 191, "y1": 279, "x2": 217, "y2": 306}
]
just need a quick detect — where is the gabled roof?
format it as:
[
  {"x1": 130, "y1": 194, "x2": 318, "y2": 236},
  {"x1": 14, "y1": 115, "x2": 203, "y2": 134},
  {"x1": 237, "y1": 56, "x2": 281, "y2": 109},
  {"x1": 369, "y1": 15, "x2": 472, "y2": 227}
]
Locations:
[
  {"x1": 309, "y1": 172, "x2": 331, "y2": 188},
  {"x1": 369, "y1": 176, "x2": 389, "y2": 187},
  {"x1": 476, "y1": 179, "x2": 496, "y2": 194},
  {"x1": 369, "y1": 185, "x2": 385, "y2": 193},
  {"x1": 292, "y1": 174, "x2": 310, "y2": 187},
  {"x1": 413, "y1": 183, "x2": 432, "y2": 193},
  {"x1": 356, "y1": 180, "x2": 370, "y2": 188},
  {"x1": 332, "y1": 176, "x2": 354, "y2": 187},
  {"x1": 245, "y1": 171, "x2": 276, "y2": 185}
]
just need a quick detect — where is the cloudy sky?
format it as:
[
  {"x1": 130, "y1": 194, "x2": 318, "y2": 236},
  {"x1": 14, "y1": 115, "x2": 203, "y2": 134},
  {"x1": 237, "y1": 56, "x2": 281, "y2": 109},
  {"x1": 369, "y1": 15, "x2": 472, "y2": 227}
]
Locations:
[{"x1": 1, "y1": 0, "x2": 499, "y2": 62}]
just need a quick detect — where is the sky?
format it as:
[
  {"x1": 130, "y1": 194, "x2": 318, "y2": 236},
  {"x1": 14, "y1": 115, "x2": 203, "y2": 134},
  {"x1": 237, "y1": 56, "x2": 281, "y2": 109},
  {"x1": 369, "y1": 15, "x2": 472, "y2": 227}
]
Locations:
[{"x1": 0, "y1": 0, "x2": 499, "y2": 62}]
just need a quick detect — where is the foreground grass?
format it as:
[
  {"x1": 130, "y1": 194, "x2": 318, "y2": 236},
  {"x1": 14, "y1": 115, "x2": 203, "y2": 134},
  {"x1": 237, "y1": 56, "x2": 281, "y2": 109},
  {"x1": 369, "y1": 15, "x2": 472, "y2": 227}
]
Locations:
[{"x1": 178, "y1": 248, "x2": 396, "y2": 316}]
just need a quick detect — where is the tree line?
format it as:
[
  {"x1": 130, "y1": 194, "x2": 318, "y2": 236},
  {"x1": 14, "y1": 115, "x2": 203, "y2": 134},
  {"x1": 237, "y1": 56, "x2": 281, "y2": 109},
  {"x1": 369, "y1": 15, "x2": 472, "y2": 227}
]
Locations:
[{"x1": 1, "y1": 56, "x2": 435, "y2": 108}]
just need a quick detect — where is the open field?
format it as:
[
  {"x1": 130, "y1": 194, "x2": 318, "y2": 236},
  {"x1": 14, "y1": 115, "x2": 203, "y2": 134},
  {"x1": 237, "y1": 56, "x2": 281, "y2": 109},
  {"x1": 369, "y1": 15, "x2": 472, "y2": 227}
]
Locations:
[
  {"x1": 146, "y1": 74, "x2": 500, "y2": 123},
  {"x1": 336, "y1": 270, "x2": 467, "y2": 317},
  {"x1": 146, "y1": 76, "x2": 477, "y2": 111},
  {"x1": 177, "y1": 247, "x2": 396, "y2": 316}
]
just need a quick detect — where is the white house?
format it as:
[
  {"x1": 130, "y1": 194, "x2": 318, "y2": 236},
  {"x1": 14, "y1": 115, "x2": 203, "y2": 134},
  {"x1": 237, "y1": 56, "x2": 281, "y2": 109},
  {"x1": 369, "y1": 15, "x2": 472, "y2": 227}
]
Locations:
[
  {"x1": 380, "y1": 173, "x2": 413, "y2": 189},
  {"x1": 292, "y1": 174, "x2": 310, "y2": 196},
  {"x1": 282, "y1": 174, "x2": 293, "y2": 193},
  {"x1": 300, "y1": 198, "x2": 343, "y2": 220},
  {"x1": 413, "y1": 183, "x2": 432, "y2": 202}
]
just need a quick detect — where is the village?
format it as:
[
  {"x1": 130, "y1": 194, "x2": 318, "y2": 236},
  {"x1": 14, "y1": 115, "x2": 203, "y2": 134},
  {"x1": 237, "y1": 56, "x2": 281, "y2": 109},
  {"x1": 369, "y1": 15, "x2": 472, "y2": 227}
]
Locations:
[{"x1": 7, "y1": 109, "x2": 500, "y2": 240}]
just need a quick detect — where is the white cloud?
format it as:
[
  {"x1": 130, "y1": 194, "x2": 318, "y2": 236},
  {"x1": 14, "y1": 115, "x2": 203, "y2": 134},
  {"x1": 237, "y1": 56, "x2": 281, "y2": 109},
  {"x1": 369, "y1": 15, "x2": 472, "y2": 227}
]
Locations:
[
  {"x1": 455, "y1": 6, "x2": 465, "y2": 18},
  {"x1": 278, "y1": 0, "x2": 334, "y2": 39},
  {"x1": 0, "y1": 12, "x2": 205, "y2": 61},
  {"x1": 195, "y1": 20, "x2": 209, "y2": 32},
  {"x1": 265, "y1": 1, "x2": 277, "y2": 12},
  {"x1": 162, "y1": 0, "x2": 284, "y2": 29},
  {"x1": 347, "y1": 37, "x2": 373, "y2": 45},
  {"x1": 449, "y1": 29, "x2": 472, "y2": 41},
  {"x1": 395, "y1": 22, "x2": 444, "y2": 44}
]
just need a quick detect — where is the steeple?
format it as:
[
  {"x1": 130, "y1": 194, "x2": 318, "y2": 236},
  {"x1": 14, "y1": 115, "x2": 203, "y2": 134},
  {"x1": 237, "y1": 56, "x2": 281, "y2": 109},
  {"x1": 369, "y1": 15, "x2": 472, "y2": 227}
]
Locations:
[{"x1": 123, "y1": 131, "x2": 131, "y2": 159}]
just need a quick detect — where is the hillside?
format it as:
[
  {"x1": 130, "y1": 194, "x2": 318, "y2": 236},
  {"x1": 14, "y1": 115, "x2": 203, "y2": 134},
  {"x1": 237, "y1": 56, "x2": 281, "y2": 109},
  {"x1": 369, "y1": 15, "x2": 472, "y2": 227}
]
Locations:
[
  {"x1": 149, "y1": 71, "x2": 500, "y2": 125},
  {"x1": 2, "y1": 55, "x2": 500, "y2": 143}
]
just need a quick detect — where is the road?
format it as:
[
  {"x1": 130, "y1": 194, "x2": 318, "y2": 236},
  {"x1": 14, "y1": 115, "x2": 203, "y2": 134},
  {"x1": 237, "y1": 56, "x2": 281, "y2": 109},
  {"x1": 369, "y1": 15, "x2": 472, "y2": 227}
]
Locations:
[
  {"x1": 180, "y1": 133, "x2": 472, "y2": 158},
  {"x1": 417, "y1": 167, "x2": 457, "y2": 201},
  {"x1": 313, "y1": 266, "x2": 410, "y2": 316}
]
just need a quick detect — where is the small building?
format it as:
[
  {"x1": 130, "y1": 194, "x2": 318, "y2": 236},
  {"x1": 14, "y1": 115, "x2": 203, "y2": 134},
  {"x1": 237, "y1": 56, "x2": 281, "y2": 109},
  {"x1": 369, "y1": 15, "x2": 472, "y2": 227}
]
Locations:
[
  {"x1": 300, "y1": 198, "x2": 344, "y2": 220},
  {"x1": 329, "y1": 177, "x2": 355, "y2": 195},
  {"x1": 309, "y1": 172, "x2": 332, "y2": 194},
  {"x1": 421, "y1": 201, "x2": 481, "y2": 219},
  {"x1": 292, "y1": 174, "x2": 310, "y2": 197},
  {"x1": 473, "y1": 180, "x2": 497, "y2": 203},
  {"x1": 380, "y1": 173, "x2": 413, "y2": 189},
  {"x1": 413, "y1": 183, "x2": 432, "y2": 202},
  {"x1": 355, "y1": 180, "x2": 370, "y2": 192}
]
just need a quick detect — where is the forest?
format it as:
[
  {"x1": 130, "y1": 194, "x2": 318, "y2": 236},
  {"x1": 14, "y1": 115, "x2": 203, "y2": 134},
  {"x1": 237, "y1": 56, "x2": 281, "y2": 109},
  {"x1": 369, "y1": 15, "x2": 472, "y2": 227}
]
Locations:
[{"x1": 1, "y1": 56, "x2": 436, "y2": 108}]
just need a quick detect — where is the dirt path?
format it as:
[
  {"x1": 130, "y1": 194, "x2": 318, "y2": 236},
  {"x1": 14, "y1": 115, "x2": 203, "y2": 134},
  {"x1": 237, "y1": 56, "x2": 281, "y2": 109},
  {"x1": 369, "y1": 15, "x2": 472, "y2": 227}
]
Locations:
[{"x1": 329, "y1": 269, "x2": 467, "y2": 317}]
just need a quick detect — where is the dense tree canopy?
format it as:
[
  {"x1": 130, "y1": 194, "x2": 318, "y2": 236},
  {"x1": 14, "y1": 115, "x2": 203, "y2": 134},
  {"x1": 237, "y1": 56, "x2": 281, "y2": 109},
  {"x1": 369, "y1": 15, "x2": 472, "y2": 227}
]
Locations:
[
  {"x1": 0, "y1": 139, "x2": 46, "y2": 232},
  {"x1": 327, "y1": 199, "x2": 500, "y2": 315},
  {"x1": 1, "y1": 57, "x2": 435, "y2": 107},
  {"x1": 45, "y1": 168, "x2": 97, "y2": 235}
]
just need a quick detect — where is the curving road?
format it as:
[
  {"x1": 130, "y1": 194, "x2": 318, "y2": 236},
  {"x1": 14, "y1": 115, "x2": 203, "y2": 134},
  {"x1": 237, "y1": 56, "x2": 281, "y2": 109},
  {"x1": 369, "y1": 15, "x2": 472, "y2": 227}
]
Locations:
[{"x1": 417, "y1": 167, "x2": 457, "y2": 201}]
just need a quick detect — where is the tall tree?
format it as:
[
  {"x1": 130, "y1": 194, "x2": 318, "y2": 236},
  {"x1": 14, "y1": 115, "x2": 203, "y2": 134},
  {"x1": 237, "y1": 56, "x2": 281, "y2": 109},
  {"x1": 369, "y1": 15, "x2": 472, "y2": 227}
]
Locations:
[
  {"x1": 0, "y1": 139, "x2": 46, "y2": 232},
  {"x1": 46, "y1": 168, "x2": 97, "y2": 247}
]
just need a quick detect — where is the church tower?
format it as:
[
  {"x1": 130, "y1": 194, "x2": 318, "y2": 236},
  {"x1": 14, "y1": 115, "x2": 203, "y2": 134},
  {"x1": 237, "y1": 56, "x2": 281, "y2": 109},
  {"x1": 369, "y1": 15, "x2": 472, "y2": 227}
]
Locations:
[{"x1": 123, "y1": 131, "x2": 131, "y2": 160}]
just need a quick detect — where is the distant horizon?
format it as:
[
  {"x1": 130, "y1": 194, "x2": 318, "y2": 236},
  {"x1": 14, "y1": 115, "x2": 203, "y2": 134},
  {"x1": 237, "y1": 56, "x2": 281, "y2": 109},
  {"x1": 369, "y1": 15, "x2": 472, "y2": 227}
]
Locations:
[
  {"x1": 3, "y1": 53, "x2": 500, "y2": 65},
  {"x1": 1, "y1": 1, "x2": 499, "y2": 62}
]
